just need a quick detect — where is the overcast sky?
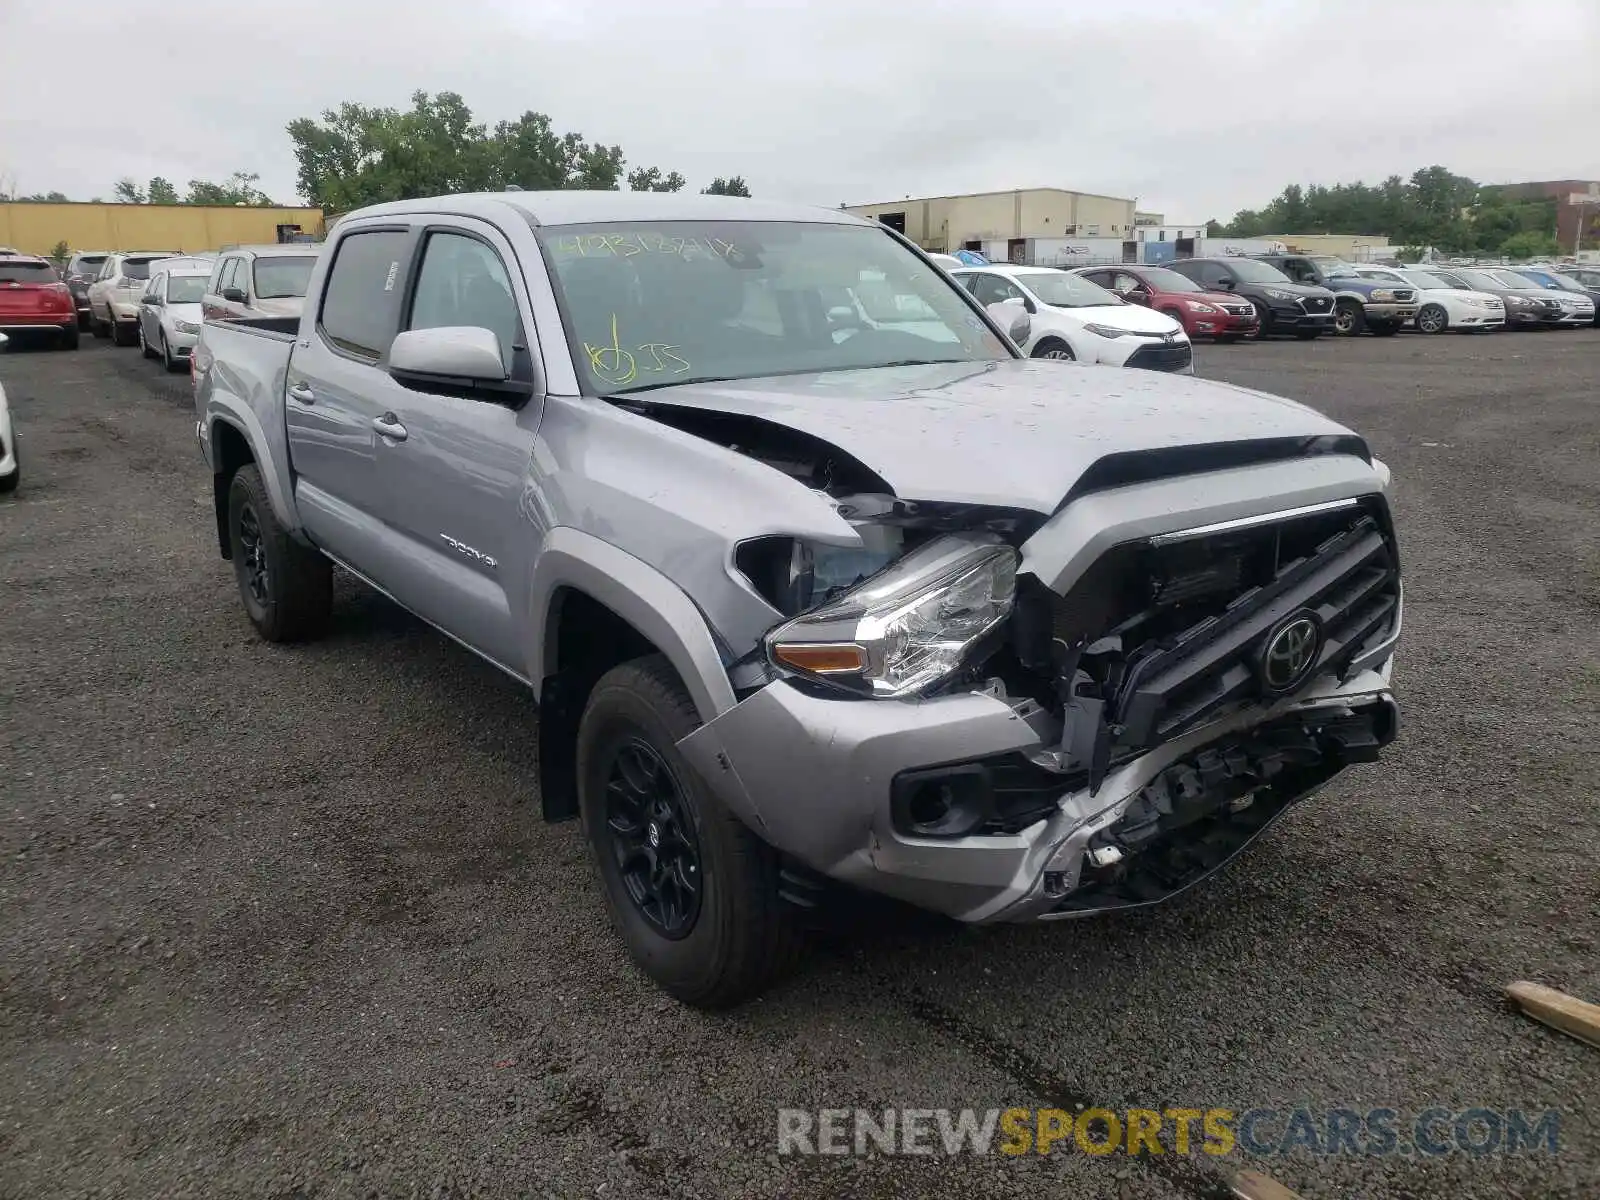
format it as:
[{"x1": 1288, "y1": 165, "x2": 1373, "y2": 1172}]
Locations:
[{"x1": 3, "y1": 1, "x2": 1597, "y2": 220}]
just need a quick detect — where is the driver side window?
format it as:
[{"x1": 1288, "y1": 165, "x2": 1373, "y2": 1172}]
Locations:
[{"x1": 406, "y1": 231, "x2": 522, "y2": 374}]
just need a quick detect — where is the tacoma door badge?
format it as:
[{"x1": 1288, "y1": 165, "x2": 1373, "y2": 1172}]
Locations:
[{"x1": 440, "y1": 534, "x2": 497, "y2": 570}]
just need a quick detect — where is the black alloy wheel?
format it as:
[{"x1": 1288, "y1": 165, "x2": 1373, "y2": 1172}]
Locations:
[
  {"x1": 602, "y1": 738, "x2": 703, "y2": 938},
  {"x1": 235, "y1": 498, "x2": 270, "y2": 609}
]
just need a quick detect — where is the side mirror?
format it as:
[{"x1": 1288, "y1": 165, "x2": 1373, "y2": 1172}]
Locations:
[
  {"x1": 390, "y1": 326, "x2": 507, "y2": 387},
  {"x1": 986, "y1": 302, "x2": 1031, "y2": 346},
  {"x1": 1126, "y1": 288, "x2": 1151, "y2": 305},
  {"x1": 143, "y1": 294, "x2": 162, "y2": 306},
  {"x1": 221, "y1": 286, "x2": 247, "y2": 304},
  {"x1": 827, "y1": 305, "x2": 861, "y2": 327},
  {"x1": 1215, "y1": 277, "x2": 1235, "y2": 290}
]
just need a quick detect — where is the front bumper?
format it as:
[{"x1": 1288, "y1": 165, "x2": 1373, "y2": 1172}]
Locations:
[
  {"x1": 1192, "y1": 310, "x2": 1258, "y2": 338},
  {"x1": 1267, "y1": 305, "x2": 1335, "y2": 331},
  {"x1": 1362, "y1": 301, "x2": 1419, "y2": 323},
  {"x1": 679, "y1": 632, "x2": 1400, "y2": 925}
]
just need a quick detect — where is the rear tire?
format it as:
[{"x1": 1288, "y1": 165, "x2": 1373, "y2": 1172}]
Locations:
[
  {"x1": 578, "y1": 655, "x2": 802, "y2": 1008},
  {"x1": 90, "y1": 310, "x2": 107, "y2": 339},
  {"x1": 226, "y1": 464, "x2": 332, "y2": 642},
  {"x1": 1031, "y1": 337, "x2": 1075, "y2": 361},
  {"x1": 1369, "y1": 321, "x2": 1401, "y2": 337}
]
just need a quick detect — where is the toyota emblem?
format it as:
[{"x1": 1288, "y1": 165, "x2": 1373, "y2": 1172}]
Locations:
[{"x1": 1259, "y1": 612, "x2": 1322, "y2": 693}]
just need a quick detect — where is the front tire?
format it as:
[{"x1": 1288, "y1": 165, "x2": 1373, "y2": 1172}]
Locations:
[
  {"x1": 578, "y1": 655, "x2": 801, "y2": 1008},
  {"x1": 1416, "y1": 304, "x2": 1449, "y2": 334},
  {"x1": 161, "y1": 333, "x2": 179, "y2": 372},
  {"x1": 1333, "y1": 300, "x2": 1365, "y2": 336},
  {"x1": 1250, "y1": 299, "x2": 1272, "y2": 339},
  {"x1": 226, "y1": 464, "x2": 332, "y2": 642},
  {"x1": 1031, "y1": 337, "x2": 1075, "y2": 361},
  {"x1": 139, "y1": 322, "x2": 154, "y2": 358},
  {"x1": 1368, "y1": 321, "x2": 1401, "y2": 337}
]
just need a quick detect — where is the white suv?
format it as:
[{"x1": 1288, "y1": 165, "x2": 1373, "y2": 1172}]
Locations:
[{"x1": 87, "y1": 252, "x2": 180, "y2": 345}]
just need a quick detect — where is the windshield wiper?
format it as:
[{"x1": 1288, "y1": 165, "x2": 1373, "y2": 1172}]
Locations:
[{"x1": 607, "y1": 376, "x2": 744, "y2": 396}]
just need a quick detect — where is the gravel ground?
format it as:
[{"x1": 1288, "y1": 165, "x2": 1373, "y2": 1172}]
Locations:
[{"x1": 1, "y1": 331, "x2": 1596, "y2": 1199}]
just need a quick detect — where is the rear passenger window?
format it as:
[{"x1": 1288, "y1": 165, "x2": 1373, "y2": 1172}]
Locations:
[
  {"x1": 406, "y1": 232, "x2": 521, "y2": 373},
  {"x1": 318, "y1": 230, "x2": 411, "y2": 359}
]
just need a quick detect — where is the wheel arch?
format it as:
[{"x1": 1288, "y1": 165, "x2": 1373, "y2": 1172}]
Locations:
[{"x1": 528, "y1": 528, "x2": 739, "y2": 821}]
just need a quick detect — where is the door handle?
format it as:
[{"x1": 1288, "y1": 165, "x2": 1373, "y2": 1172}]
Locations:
[
  {"x1": 287, "y1": 383, "x2": 315, "y2": 405},
  {"x1": 372, "y1": 414, "x2": 408, "y2": 442}
]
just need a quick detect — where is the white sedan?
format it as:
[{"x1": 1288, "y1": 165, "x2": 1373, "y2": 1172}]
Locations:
[
  {"x1": 138, "y1": 267, "x2": 212, "y2": 371},
  {"x1": 0, "y1": 333, "x2": 17, "y2": 493},
  {"x1": 949, "y1": 265, "x2": 1193, "y2": 373},
  {"x1": 1355, "y1": 266, "x2": 1504, "y2": 333}
]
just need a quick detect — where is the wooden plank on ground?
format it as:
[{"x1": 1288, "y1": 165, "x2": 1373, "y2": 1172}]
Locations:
[
  {"x1": 1505, "y1": 980, "x2": 1600, "y2": 1050},
  {"x1": 1230, "y1": 1168, "x2": 1304, "y2": 1200}
]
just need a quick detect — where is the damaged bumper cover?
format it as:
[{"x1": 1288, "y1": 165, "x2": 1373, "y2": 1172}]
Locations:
[{"x1": 677, "y1": 626, "x2": 1399, "y2": 925}]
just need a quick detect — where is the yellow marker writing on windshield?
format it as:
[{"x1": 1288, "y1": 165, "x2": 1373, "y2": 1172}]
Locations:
[{"x1": 583, "y1": 313, "x2": 638, "y2": 386}]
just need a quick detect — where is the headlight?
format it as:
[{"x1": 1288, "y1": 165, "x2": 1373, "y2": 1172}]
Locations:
[
  {"x1": 1369, "y1": 288, "x2": 1396, "y2": 302},
  {"x1": 1082, "y1": 322, "x2": 1129, "y2": 338},
  {"x1": 175, "y1": 320, "x2": 200, "y2": 334},
  {"x1": 1508, "y1": 295, "x2": 1532, "y2": 306},
  {"x1": 1461, "y1": 297, "x2": 1489, "y2": 308},
  {"x1": 1185, "y1": 301, "x2": 1218, "y2": 313},
  {"x1": 765, "y1": 533, "x2": 1017, "y2": 698},
  {"x1": 1264, "y1": 288, "x2": 1300, "y2": 301}
]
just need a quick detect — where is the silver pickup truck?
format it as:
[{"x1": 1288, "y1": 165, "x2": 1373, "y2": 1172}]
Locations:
[{"x1": 192, "y1": 191, "x2": 1402, "y2": 1007}]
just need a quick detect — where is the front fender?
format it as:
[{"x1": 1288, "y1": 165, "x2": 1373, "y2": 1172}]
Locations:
[{"x1": 527, "y1": 527, "x2": 738, "y2": 724}]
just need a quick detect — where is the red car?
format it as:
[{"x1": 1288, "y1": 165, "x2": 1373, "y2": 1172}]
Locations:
[
  {"x1": 0, "y1": 256, "x2": 79, "y2": 349},
  {"x1": 1074, "y1": 264, "x2": 1259, "y2": 342}
]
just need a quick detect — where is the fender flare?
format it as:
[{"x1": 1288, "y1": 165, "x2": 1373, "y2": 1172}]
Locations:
[
  {"x1": 527, "y1": 527, "x2": 738, "y2": 724},
  {"x1": 206, "y1": 402, "x2": 299, "y2": 534},
  {"x1": 1331, "y1": 289, "x2": 1370, "y2": 305}
]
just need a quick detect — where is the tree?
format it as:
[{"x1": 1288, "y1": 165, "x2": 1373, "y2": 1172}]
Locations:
[
  {"x1": 287, "y1": 92, "x2": 666, "y2": 209},
  {"x1": 702, "y1": 176, "x2": 751, "y2": 197},
  {"x1": 1204, "y1": 218, "x2": 1223, "y2": 237},
  {"x1": 147, "y1": 177, "x2": 180, "y2": 205},
  {"x1": 627, "y1": 166, "x2": 686, "y2": 193},
  {"x1": 1499, "y1": 231, "x2": 1559, "y2": 260},
  {"x1": 49, "y1": 240, "x2": 70, "y2": 261},
  {"x1": 186, "y1": 171, "x2": 274, "y2": 206},
  {"x1": 18, "y1": 191, "x2": 69, "y2": 203},
  {"x1": 113, "y1": 177, "x2": 145, "y2": 204}
]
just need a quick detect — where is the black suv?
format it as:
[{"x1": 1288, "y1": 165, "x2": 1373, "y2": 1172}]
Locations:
[
  {"x1": 1251, "y1": 253, "x2": 1419, "y2": 336},
  {"x1": 1165, "y1": 257, "x2": 1336, "y2": 339}
]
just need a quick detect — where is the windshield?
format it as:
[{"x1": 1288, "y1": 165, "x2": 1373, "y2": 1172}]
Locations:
[
  {"x1": 1488, "y1": 269, "x2": 1538, "y2": 290},
  {"x1": 1218, "y1": 258, "x2": 1294, "y2": 284},
  {"x1": 166, "y1": 275, "x2": 209, "y2": 303},
  {"x1": 1132, "y1": 266, "x2": 1203, "y2": 293},
  {"x1": 1017, "y1": 271, "x2": 1122, "y2": 308},
  {"x1": 1311, "y1": 257, "x2": 1362, "y2": 279},
  {"x1": 253, "y1": 256, "x2": 315, "y2": 300},
  {"x1": 1358, "y1": 269, "x2": 1407, "y2": 285},
  {"x1": 1399, "y1": 270, "x2": 1450, "y2": 290},
  {"x1": 1522, "y1": 269, "x2": 1585, "y2": 291},
  {"x1": 70, "y1": 256, "x2": 107, "y2": 277},
  {"x1": 537, "y1": 220, "x2": 1011, "y2": 395},
  {"x1": 1454, "y1": 269, "x2": 1508, "y2": 290},
  {"x1": 0, "y1": 262, "x2": 58, "y2": 282}
]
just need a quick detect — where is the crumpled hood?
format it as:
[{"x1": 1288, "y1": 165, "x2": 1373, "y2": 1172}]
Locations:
[{"x1": 622, "y1": 359, "x2": 1362, "y2": 513}]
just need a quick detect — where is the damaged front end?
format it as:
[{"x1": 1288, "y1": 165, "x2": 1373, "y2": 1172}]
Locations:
[{"x1": 636, "y1": 394, "x2": 1402, "y2": 922}]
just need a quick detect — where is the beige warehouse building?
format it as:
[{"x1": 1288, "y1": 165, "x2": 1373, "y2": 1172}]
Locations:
[{"x1": 844, "y1": 188, "x2": 1143, "y2": 255}]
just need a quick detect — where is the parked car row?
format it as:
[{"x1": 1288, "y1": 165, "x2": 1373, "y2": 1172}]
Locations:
[{"x1": 2, "y1": 244, "x2": 320, "y2": 357}]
